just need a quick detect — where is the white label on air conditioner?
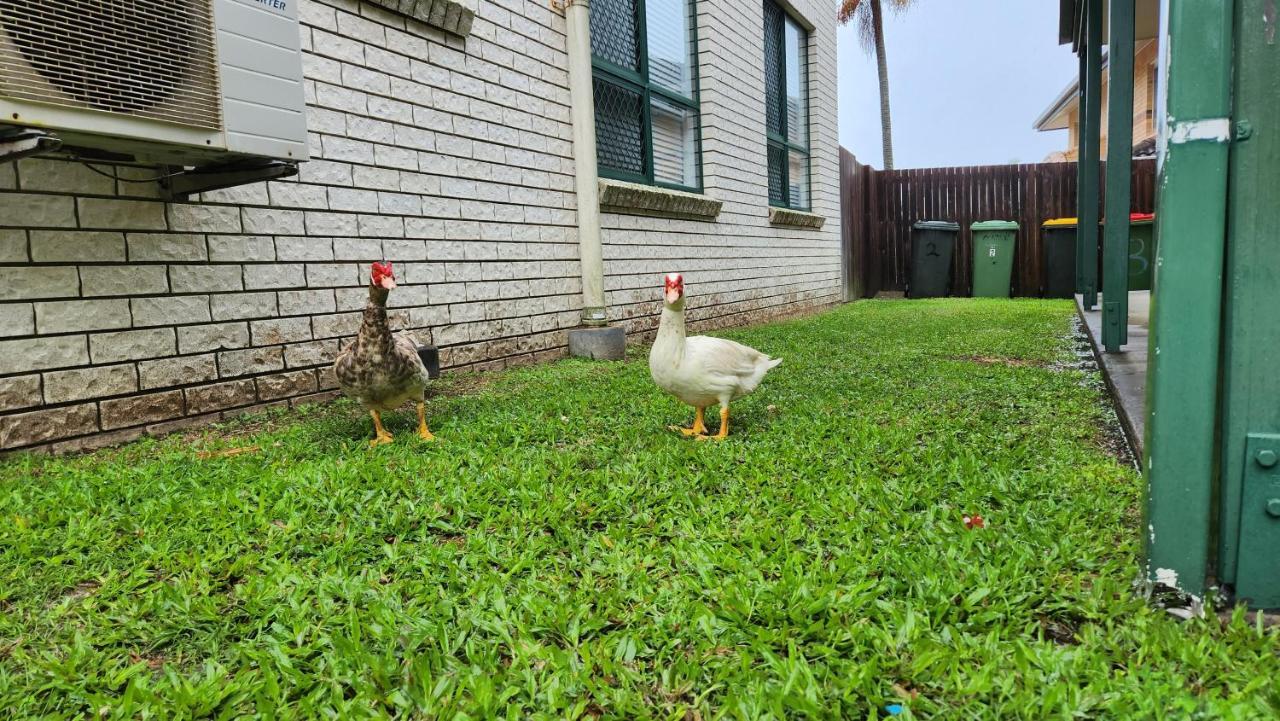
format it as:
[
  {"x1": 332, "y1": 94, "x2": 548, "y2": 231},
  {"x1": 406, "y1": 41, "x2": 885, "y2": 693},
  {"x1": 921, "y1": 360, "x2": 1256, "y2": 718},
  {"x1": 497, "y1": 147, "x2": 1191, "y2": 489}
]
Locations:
[{"x1": 253, "y1": 0, "x2": 290, "y2": 14}]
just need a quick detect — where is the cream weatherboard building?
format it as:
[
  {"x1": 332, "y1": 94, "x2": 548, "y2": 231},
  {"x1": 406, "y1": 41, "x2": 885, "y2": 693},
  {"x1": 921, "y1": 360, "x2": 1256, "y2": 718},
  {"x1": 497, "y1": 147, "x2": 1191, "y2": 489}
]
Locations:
[
  {"x1": 0, "y1": 0, "x2": 841, "y2": 453},
  {"x1": 1033, "y1": 40, "x2": 1161, "y2": 161}
]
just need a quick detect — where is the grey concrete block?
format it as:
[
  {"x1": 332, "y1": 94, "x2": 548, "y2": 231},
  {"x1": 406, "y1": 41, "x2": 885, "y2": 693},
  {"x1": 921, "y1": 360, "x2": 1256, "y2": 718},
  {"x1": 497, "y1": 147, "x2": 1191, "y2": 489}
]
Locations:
[
  {"x1": 0, "y1": 193, "x2": 76, "y2": 228},
  {"x1": 29, "y1": 231, "x2": 123, "y2": 262},
  {"x1": 78, "y1": 198, "x2": 167, "y2": 230},
  {"x1": 0, "y1": 230, "x2": 27, "y2": 262},
  {"x1": 0, "y1": 402, "x2": 99, "y2": 449},
  {"x1": 128, "y1": 234, "x2": 208, "y2": 261},
  {"x1": 17, "y1": 158, "x2": 115, "y2": 195},
  {"x1": 43, "y1": 364, "x2": 138, "y2": 403},
  {"x1": 250, "y1": 317, "x2": 313, "y2": 346},
  {"x1": 167, "y1": 204, "x2": 243, "y2": 233},
  {"x1": 0, "y1": 336, "x2": 89, "y2": 374},
  {"x1": 178, "y1": 322, "x2": 250, "y2": 354},
  {"x1": 80, "y1": 265, "x2": 169, "y2": 297},
  {"x1": 36, "y1": 299, "x2": 132, "y2": 333},
  {"x1": 210, "y1": 292, "x2": 278, "y2": 321},
  {"x1": 89, "y1": 328, "x2": 176, "y2": 364},
  {"x1": 0, "y1": 374, "x2": 42, "y2": 412},
  {"x1": 131, "y1": 295, "x2": 211, "y2": 327},
  {"x1": 241, "y1": 208, "x2": 306, "y2": 235},
  {"x1": 169, "y1": 264, "x2": 243, "y2": 294},
  {"x1": 567, "y1": 325, "x2": 626, "y2": 361},
  {"x1": 0, "y1": 266, "x2": 79, "y2": 301},
  {"x1": 284, "y1": 339, "x2": 340, "y2": 368},
  {"x1": 218, "y1": 347, "x2": 285, "y2": 378},
  {"x1": 138, "y1": 354, "x2": 219, "y2": 390},
  {"x1": 278, "y1": 289, "x2": 336, "y2": 316},
  {"x1": 0, "y1": 303, "x2": 34, "y2": 337},
  {"x1": 243, "y1": 263, "x2": 306, "y2": 291},
  {"x1": 208, "y1": 235, "x2": 275, "y2": 262},
  {"x1": 185, "y1": 379, "x2": 257, "y2": 414}
]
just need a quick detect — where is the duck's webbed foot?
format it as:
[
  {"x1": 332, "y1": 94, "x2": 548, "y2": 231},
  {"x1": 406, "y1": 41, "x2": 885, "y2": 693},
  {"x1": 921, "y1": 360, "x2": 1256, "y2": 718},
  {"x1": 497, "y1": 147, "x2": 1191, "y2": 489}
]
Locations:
[
  {"x1": 669, "y1": 406, "x2": 708, "y2": 436},
  {"x1": 416, "y1": 402, "x2": 435, "y2": 441},
  {"x1": 695, "y1": 406, "x2": 730, "y2": 441},
  {"x1": 369, "y1": 410, "x2": 394, "y2": 446}
]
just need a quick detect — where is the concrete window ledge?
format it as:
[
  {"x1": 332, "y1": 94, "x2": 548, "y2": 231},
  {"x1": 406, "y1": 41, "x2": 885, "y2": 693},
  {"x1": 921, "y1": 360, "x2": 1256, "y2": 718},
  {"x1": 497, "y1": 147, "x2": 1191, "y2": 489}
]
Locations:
[
  {"x1": 598, "y1": 179, "x2": 722, "y2": 221},
  {"x1": 367, "y1": 0, "x2": 474, "y2": 37},
  {"x1": 768, "y1": 206, "x2": 826, "y2": 229}
]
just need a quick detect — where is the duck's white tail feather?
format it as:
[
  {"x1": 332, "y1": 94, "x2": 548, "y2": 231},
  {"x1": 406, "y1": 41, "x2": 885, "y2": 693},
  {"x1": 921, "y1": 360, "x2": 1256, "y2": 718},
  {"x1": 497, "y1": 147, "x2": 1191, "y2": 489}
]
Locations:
[{"x1": 737, "y1": 354, "x2": 781, "y2": 396}]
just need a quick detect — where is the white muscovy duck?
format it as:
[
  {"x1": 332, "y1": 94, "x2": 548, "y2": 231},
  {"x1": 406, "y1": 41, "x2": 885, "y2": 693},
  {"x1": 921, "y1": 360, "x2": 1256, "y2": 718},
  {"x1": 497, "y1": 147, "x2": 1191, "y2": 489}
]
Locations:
[{"x1": 648, "y1": 273, "x2": 782, "y2": 440}]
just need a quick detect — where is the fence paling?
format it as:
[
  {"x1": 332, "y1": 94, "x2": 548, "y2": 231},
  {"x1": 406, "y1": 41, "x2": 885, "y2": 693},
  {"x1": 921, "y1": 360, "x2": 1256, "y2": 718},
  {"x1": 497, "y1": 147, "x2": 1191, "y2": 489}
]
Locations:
[{"x1": 839, "y1": 155, "x2": 1156, "y2": 298}]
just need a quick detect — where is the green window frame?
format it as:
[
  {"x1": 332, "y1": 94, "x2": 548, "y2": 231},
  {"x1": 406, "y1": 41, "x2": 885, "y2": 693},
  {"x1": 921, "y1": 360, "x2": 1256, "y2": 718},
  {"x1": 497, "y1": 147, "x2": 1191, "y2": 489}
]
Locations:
[
  {"x1": 764, "y1": 0, "x2": 810, "y2": 210},
  {"x1": 591, "y1": 0, "x2": 702, "y2": 193}
]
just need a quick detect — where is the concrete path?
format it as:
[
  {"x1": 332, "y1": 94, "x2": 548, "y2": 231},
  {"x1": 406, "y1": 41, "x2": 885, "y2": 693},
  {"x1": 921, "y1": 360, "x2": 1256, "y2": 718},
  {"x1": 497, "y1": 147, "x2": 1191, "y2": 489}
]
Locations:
[{"x1": 1077, "y1": 291, "x2": 1150, "y2": 456}]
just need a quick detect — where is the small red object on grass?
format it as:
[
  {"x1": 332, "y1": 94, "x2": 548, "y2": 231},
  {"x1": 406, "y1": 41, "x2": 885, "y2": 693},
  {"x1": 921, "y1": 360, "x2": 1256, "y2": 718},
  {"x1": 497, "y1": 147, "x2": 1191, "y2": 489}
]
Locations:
[{"x1": 963, "y1": 514, "x2": 985, "y2": 530}]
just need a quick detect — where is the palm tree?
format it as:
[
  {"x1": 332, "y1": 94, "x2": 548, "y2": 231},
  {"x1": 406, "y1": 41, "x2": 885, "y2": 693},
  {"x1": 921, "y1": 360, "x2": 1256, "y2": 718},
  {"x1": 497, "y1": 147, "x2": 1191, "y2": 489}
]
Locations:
[{"x1": 838, "y1": 0, "x2": 916, "y2": 169}]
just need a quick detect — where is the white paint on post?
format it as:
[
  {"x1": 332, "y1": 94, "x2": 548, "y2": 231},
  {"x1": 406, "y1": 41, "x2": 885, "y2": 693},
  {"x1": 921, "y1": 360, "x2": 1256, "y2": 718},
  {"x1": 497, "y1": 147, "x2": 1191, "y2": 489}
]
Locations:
[
  {"x1": 564, "y1": 0, "x2": 607, "y2": 326},
  {"x1": 1167, "y1": 118, "x2": 1231, "y2": 144}
]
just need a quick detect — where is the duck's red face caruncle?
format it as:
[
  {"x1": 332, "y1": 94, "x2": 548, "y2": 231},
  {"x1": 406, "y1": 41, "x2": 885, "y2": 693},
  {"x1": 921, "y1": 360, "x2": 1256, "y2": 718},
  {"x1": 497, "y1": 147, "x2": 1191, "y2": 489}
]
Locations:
[
  {"x1": 663, "y1": 273, "x2": 684, "y2": 305},
  {"x1": 371, "y1": 262, "x2": 397, "y2": 290}
]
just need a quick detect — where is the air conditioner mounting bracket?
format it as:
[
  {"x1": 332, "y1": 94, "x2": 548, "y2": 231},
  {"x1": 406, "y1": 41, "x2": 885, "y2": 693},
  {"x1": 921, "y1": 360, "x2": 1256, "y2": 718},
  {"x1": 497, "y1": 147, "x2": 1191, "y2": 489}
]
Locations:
[
  {"x1": 162, "y1": 159, "x2": 299, "y2": 200},
  {"x1": 0, "y1": 128, "x2": 63, "y2": 165}
]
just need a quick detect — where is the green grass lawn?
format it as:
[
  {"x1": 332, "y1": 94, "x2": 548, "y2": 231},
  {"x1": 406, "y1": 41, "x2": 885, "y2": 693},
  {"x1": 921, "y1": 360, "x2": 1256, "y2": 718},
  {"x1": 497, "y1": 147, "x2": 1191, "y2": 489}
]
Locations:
[{"x1": 2, "y1": 299, "x2": 1277, "y2": 720}]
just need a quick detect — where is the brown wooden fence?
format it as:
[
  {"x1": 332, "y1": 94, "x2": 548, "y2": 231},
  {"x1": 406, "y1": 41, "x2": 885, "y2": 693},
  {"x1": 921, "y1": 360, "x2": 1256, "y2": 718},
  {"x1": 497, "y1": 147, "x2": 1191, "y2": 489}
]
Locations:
[{"x1": 840, "y1": 149, "x2": 1156, "y2": 298}]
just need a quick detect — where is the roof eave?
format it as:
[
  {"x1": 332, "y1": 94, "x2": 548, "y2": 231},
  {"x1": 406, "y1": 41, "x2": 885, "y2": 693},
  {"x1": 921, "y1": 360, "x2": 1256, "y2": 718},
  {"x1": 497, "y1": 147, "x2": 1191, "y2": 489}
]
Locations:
[
  {"x1": 1033, "y1": 52, "x2": 1110, "y2": 131},
  {"x1": 1034, "y1": 89, "x2": 1076, "y2": 131},
  {"x1": 1059, "y1": 0, "x2": 1079, "y2": 45}
]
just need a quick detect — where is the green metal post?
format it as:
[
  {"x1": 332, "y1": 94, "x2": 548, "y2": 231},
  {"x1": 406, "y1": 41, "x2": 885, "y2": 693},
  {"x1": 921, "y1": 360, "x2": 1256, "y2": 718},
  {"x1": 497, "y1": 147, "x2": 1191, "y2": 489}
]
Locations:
[
  {"x1": 1075, "y1": 48, "x2": 1087, "y2": 296},
  {"x1": 1144, "y1": 0, "x2": 1233, "y2": 603},
  {"x1": 1077, "y1": 0, "x2": 1103, "y2": 311},
  {"x1": 1102, "y1": 0, "x2": 1134, "y2": 352},
  {"x1": 1218, "y1": 0, "x2": 1280, "y2": 609}
]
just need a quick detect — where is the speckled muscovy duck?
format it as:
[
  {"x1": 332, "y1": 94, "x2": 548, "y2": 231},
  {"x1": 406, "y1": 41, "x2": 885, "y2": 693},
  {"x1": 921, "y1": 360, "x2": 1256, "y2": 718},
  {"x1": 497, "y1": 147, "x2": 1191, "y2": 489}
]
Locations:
[{"x1": 333, "y1": 262, "x2": 436, "y2": 445}]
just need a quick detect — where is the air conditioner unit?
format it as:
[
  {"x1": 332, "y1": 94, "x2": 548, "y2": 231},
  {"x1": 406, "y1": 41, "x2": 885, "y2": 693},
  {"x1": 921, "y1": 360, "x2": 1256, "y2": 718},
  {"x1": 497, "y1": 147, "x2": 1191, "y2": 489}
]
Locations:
[{"x1": 0, "y1": 0, "x2": 308, "y2": 167}]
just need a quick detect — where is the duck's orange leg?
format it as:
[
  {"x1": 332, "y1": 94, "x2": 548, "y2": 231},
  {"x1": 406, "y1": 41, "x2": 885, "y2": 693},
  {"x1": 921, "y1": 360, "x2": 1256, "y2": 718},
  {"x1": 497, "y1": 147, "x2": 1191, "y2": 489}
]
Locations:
[
  {"x1": 369, "y1": 410, "x2": 394, "y2": 446},
  {"x1": 670, "y1": 406, "x2": 708, "y2": 436},
  {"x1": 416, "y1": 402, "x2": 435, "y2": 441},
  {"x1": 697, "y1": 406, "x2": 730, "y2": 442}
]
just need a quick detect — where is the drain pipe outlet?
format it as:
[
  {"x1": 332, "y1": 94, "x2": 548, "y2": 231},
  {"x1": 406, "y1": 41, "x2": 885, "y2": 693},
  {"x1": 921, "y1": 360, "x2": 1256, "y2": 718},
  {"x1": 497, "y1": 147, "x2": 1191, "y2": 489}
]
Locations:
[{"x1": 564, "y1": 0, "x2": 625, "y2": 359}]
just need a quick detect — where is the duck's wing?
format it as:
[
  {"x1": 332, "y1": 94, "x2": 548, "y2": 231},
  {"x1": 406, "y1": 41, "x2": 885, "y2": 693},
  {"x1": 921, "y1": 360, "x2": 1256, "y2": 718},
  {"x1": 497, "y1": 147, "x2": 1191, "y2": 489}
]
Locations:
[
  {"x1": 393, "y1": 333, "x2": 431, "y2": 383},
  {"x1": 685, "y1": 335, "x2": 771, "y2": 378}
]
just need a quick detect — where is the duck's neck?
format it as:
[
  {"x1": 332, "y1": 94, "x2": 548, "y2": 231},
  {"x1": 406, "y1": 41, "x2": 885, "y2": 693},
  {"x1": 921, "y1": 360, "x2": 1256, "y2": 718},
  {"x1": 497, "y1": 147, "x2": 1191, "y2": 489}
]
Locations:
[
  {"x1": 654, "y1": 302, "x2": 686, "y2": 360},
  {"x1": 359, "y1": 284, "x2": 392, "y2": 353}
]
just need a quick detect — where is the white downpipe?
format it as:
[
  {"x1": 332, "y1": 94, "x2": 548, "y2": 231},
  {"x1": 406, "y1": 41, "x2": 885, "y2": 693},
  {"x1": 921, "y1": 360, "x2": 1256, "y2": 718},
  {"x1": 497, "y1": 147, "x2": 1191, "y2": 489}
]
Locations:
[{"x1": 565, "y1": 0, "x2": 607, "y2": 326}]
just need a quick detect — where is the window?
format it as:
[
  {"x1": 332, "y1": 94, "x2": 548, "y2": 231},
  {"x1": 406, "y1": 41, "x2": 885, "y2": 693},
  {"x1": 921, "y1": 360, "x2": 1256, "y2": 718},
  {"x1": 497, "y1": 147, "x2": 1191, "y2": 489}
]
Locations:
[
  {"x1": 1146, "y1": 63, "x2": 1157, "y2": 130},
  {"x1": 763, "y1": 0, "x2": 809, "y2": 210},
  {"x1": 591, "y1": 0, "x2": 701, "y2": 191}
]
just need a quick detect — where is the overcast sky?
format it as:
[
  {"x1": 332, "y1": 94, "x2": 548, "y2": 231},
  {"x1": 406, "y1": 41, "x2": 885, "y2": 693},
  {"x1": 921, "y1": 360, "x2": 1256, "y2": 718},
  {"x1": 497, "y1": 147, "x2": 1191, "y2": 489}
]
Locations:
[{"x1": 836, "y1": 1, "x2": 1081, "y2": 169}]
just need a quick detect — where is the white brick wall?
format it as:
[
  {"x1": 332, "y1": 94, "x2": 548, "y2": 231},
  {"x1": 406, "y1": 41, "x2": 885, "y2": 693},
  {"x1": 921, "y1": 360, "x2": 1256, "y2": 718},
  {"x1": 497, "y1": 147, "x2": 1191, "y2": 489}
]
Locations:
[{"x1": 0, "y1": 0, "x2": 841, "y2": 453}]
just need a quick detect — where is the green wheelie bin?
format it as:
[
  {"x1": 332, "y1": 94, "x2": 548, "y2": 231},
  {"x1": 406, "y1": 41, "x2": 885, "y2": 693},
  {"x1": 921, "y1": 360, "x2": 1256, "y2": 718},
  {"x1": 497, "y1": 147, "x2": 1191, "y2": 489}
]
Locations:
[
  {"x1": 1041, "y1": 215, "x2": 1151, "y2": 296},
  {"x1": 970, "y1": 220, "x2": 1019, "y2": 297},
  {"x1": 909, "y1": 221, "x2": 960, "y2": 298},
  {"x1": 1128, "y1": 213, "x2": 1156, "y2": 291}
]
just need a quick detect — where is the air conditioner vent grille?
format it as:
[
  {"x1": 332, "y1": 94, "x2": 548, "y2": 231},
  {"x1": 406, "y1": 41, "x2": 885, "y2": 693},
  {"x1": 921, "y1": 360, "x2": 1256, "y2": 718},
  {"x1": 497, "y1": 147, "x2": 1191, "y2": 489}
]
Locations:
[{"x1": 0, "y1": 0, "x2": 221, "y2": 129}]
